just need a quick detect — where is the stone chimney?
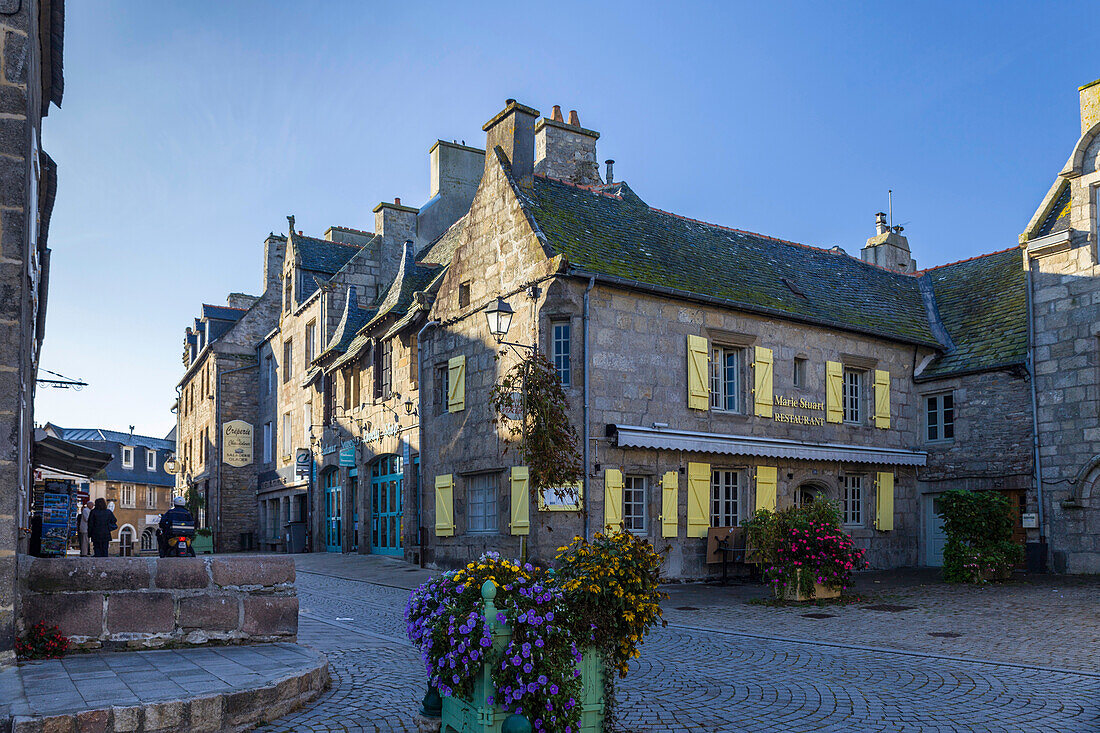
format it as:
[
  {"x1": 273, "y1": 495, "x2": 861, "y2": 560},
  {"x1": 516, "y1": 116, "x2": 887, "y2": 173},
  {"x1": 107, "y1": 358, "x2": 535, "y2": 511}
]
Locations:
[
  {"x1": 861, "y1": 214, "x2": 916, "y2": 273},
  {"x1": 374, "y1": 199, "x2": 419, "y2": 282},
  {"x1": 262, "y1": 232, "x2": 286, "y2": 295},
  {"x1": 1080, "y1": 78, "x2": 1100, "y2": 134},
  {"x1": 534, "y1": 106, "x2": 602, "y2": 186},
  {"x1": 483, "y1": 99, "x2": 539, "y2": 187}
]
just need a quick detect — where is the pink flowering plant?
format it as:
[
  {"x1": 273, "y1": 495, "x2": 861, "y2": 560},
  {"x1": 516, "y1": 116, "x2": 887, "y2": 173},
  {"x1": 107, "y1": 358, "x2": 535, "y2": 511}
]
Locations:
[
  {"x1": 743, "y1": 501, "x2": 868, "y2": 599},
  {"x1": 405, "y1": 552, "x2": 584, "y2": 733}
]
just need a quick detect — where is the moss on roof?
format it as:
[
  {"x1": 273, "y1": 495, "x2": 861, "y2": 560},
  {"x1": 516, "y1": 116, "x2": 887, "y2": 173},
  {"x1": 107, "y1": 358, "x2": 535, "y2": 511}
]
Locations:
[
  {"x1": 524, "y1": 175, "x2": 938, "y2": 346},
  {"x1": 918, "y1": 247, "x2": 1027, "y2": 378}
]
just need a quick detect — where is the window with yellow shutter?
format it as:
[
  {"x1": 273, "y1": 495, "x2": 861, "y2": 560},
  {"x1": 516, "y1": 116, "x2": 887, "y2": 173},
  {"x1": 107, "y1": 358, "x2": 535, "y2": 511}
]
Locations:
[{"x1": 710, "y1": 345, "x2": 744, "y2": 412}]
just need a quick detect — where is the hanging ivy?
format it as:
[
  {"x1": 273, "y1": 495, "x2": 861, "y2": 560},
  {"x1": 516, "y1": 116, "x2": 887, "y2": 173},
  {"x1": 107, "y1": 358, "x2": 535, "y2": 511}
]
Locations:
[{"x1": 489, "y1": 352, "x2": 583, "y2": 500}]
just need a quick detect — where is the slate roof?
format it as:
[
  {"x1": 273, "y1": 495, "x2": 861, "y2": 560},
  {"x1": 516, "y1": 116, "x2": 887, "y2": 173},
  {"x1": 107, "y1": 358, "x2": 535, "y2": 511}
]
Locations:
[
  {"x1": 416, "y1": 214, "x2": 467, "y2": 268},
  {"x1": 49, "y1": 425, "x2": 174, "y2": 452},
  {"x1": 1035, "y1": 182, "x2": 1071, "y2": 237},
  {"x1": 291, "y1": 231, "x2": 364, "y2": 274},
  {"x1": 319, "y1": 288, "x2": 376, "y2": 360},
  {"x1": 917, "y1": 247, "x2": 1028, "y2": 378},
  {"x1": 524, "y1": 175, "x2": 939, "y2": 347},
  {"x1": 200, "y1": 304, "x2": 247, "y2": 322}
]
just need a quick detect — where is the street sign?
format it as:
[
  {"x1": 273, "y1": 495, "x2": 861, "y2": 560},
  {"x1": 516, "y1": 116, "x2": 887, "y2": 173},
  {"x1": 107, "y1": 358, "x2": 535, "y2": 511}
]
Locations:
[
  {"x1": 222, "y1": 420, "x2": 254, "y2": 467},
  {"x1": 295, "y1": 448, "x2": 312, "y2": 479}
]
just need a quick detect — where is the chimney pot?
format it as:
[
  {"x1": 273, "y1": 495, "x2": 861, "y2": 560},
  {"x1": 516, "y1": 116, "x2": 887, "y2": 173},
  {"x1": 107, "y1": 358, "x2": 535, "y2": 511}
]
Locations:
[
  {"x1": 505, "y1": 98, "x2": 516, "y2": 105},
  {"x1": 875, "y1": 212, "x2": 888, "y2": 235},
  {"x1": 568, "y1": 110, "x2": 580, "y2": 126},
  {"x1": 605, "y1": 159, "x2": 615, "y2": 184},
  {"x1": 395, "y1": 197, "x2": 401, "y2": 206},
  {"x1": 552, "y1": 105, "x2": 563, "y2": 122}
]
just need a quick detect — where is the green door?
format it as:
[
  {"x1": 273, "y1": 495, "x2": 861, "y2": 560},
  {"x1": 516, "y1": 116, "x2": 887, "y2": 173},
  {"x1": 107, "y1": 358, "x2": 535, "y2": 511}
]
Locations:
[
  {"x1": 371, "y1": 456, "x2": 402, "y2": 556},
  {"x1": 324, "y1": 470, "x2": 341, "y2": 553}
]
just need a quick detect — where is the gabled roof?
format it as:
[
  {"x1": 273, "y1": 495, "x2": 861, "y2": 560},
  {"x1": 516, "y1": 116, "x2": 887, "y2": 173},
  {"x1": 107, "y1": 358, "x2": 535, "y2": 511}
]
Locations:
[
  {"x1": 319, "y1": 287, "x2": 376, "y2": 360},
  {"x1": 524, "y1": 175, "x2": 939, "y2": 347},
  {"x1": 291, "y1": 231, "x2": 364, "y2": 274},
  {"x1": 1034, "y1": 182, "x2": 1071, "y2": 237},
  {"x1": 201, "y1": 304, "x2": 247, "y2": 322},
  {"x1": 917, "y1": 247, "x2": 1028, "y2": 378}
]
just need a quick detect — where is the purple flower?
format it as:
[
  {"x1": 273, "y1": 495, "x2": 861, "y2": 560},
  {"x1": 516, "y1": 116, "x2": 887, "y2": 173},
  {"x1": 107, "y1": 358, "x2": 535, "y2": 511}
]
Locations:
[
  {"x1": 523, "y1": 663, "x2": 533, "y2": 673},
  {"x1": 549, "y1": 684, "x2": 559, "y2": 694}
]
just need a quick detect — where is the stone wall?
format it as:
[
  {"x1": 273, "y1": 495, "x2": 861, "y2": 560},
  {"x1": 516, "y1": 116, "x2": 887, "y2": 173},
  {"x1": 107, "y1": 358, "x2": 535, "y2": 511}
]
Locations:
[{"x1": 18, "y1": 556, "x2": 297, "y2": 649}]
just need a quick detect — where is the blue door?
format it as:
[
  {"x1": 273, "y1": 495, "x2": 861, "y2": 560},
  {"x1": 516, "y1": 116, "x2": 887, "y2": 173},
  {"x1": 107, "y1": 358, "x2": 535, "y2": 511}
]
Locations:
[
  {"x1": 371, "y1": 456, "x2": 402, "y2": 556},
  {"x1": 349, "y1": 471, "x2": 359, "y2": 552},
  {"x1": 324, "y1": 470, "x2": 341, "y2": 552}
]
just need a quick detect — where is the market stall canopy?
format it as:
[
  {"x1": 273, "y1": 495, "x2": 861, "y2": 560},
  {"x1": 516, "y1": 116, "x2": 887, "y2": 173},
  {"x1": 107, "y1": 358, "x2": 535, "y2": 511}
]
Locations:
[
  {"x1": 608, "y1": 424, "x2": 927, "y2": 467},
  {"x1": 33, "y1": 434, "x2": 113, "y2": 477}
]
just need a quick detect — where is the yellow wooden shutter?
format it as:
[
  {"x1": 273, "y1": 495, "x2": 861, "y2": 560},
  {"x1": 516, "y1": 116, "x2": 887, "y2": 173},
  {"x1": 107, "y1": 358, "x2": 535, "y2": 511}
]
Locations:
[
  {"x1": 447, "y1": 355, "x2": 466, "y2": 412},
  {"x1": 826, "y1": 361, "x2": 843, "y2": 423},
  {"x1": 661, "y1": 471, "x2": 678, "y2": 538},
  {"x1": 755, "y1": 466, "x2": 777, "y2": 512},
  {"x1": 876, "y1": 471, "x2": 894, "y2": 531},
  {"x1": 686, "y1": 462, "x2": 710, "y2": 537},
  {"x1": 686, "y1": 335, "x2": 709, "y2": 410},
  {"x1": 753, "y1": 346, "x2": 774, "y2": 418},
  {"x1": 434, "y1": 474, "x2": 454, "y2": 537},
  {"x1": 874, "y1": 369, "x2": 891, "y2": 429},
  {"x1": 603, "y1": 469, "x2": 623, "y2": 531},
  {"x1": 509, "y1": 466, "x2": 530, "y2": 536}
]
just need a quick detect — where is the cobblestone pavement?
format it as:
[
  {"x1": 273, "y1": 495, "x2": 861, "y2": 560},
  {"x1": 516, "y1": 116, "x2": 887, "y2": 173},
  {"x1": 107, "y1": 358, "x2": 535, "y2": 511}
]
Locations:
[{"x1": 258, "y1": 557, "x2": 1100, "y2": 732}]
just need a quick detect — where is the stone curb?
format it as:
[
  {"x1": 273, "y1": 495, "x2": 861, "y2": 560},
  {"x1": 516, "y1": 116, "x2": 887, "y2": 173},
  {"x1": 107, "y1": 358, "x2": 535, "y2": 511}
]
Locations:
[{"x1": 8, "y1": 652, "x2": 331, "y2": 733}]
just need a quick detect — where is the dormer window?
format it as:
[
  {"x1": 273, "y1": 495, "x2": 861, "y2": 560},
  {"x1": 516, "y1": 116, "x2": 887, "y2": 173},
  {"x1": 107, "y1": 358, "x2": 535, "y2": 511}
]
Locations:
[
  {"x1": 146, "y1": 449, "x2": 156, "y2": 471},
  {"x1": 122, "y1": 446, "x2": 134, "y2": 469}
]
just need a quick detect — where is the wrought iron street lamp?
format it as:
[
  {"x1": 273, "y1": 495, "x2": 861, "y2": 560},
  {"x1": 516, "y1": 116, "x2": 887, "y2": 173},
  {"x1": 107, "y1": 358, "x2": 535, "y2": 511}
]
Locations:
[{"x1": 485, "y1": 297, "x2": 514, "y2": 342}]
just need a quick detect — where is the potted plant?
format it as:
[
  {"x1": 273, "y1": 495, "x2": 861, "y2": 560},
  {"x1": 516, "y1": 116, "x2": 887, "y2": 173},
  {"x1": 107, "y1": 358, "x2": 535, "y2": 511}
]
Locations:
[
  {"x1": 405, "y1": 532, "x2": 665, "y2": 733},
  {"x1": 191, "y1": 527, "x2": 213, "y2": 554},
  {"x1": 743, "y1": 501, "x2": 867, "y2": 602}
]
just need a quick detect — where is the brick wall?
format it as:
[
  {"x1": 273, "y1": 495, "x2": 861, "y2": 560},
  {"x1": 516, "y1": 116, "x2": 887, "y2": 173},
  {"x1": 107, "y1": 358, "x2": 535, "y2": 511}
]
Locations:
[{"x1": 18, "y1": 556, "x2": 297, "y2": 649}]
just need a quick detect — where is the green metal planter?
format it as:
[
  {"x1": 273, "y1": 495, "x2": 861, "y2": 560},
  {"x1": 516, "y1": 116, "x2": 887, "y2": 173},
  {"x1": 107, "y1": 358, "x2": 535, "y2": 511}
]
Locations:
[
  {"x1": 440, "y1": 581, "x2": 605, "y2": 733},
  {"x1": 191, "y1": 532, "x2": 213, "y2": 555}
]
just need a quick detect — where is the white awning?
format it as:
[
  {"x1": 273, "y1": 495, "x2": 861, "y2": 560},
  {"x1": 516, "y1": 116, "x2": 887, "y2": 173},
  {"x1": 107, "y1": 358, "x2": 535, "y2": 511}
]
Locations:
[{"x1": 609, "y1": 424, "x2": 926, "y2": 467}]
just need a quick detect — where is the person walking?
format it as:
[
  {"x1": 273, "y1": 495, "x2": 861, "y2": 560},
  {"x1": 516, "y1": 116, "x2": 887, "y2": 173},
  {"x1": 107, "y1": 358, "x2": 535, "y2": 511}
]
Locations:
[
  {"x1": 87, "y1": 498, "x2": 117, "y2": 558},
  {"x1": 77, "y1": 500, "x2": 91, "y2": 556}
]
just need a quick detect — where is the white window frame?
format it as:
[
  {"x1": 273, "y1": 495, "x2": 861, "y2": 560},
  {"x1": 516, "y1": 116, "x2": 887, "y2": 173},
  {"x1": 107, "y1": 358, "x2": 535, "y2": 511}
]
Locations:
[
  {"x1": 146, "y1": 449, "x2": 156, "y2": 471},
  {"x1": 466, "y1": 472, "x2": 498, "y2": 534},
  {"x1": 304, "y1": 320, "x2": 316, "y2": 368},
  {"x1": 121, "y1": 446, "x2": 134, "y2": 469},
  {"x1": 552, "y1": 321, "x2": 571, "y2": 387},
  {"x1": 843, "y1": 368, "x2": 863, "y2": 424},
  {"x1": 146, "y1": 487, "x2": 157, "y2": 509},
  {"x1": 709, "y1": 346, "x2": 743, "y2": 412},
  {"x1": 623, "y1": 475, "x2": 647, "y2": 533},
  {"x1": 793, "y1": 357, "x2": 806, "y2": 388},
  {"x1": 121, "y1": 484, "x2": 136, "y2": 509},
  {"x1": 710, "y1": 469, "x2": 740, "y2": 527},
  {"x1": 925, "y1": 392, "x2": 955, "y2": 443},
  {"x1": 281, "y1": 413, "x2": 292, "y2": 457},
  {"x1": 263, "y1": 422, "x2": 273, "y2": 463},
  {"x1": 840, "y1": 474, "x2": 863, "y2": 526}
]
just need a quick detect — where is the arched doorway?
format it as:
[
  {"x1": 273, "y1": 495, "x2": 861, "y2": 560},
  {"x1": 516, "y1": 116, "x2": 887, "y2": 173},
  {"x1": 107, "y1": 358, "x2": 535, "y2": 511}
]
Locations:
[
  {"x1": 140, "y1": 526, "x2": 156, "y2": 554},
  {"x1": 370, "y1": 455, "x2": 403, "y2": 556},
  {"x1": 323, "y1": 469, "x2": 342, "y2": 552},
  {"x1": 795, "y1": 481, "x2": 830, "y2": 507},
  {"x1": 119, "y1": 525, "x2": 135, "y2": 556}
]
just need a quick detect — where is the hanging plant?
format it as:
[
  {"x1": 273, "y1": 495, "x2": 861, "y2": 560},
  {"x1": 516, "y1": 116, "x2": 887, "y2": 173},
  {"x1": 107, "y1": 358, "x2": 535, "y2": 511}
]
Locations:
[{"x1": 490, "y1": 353, "x2": 582, "y2": 501}]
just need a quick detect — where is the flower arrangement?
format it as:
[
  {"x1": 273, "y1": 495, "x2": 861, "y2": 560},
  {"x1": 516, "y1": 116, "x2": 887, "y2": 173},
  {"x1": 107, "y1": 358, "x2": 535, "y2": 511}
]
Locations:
[
  {"x1": 16, "y1": 621, "x2": 69, "y2": 660},
  {"x1": 743, "y1": 502, "x2": 867, "y2": 599},
  {"x1": 406, "y1": 533, "x2": 666, "y2": 732}
]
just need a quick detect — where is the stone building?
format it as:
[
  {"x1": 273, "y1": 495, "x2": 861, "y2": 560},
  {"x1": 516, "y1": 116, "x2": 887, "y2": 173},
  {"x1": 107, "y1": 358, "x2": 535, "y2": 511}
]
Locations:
[
  {"x1": 42, "y1": 425, "x2": 175, "y2": 555},
  {"x1": 0, "y1": 0, "x2": 64, "y2": 665},
  {"x1": 1016, "y1": 79, "x2": 1100, "y2": 573}
]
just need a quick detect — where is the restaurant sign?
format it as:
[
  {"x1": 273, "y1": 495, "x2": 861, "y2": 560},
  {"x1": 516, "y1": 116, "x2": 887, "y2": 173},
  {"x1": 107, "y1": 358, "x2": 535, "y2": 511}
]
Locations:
[
  {"x1": 772, "y1": 394, "x2": 825, "y2": 427},
  {"x1": 222, "y1": 420, "x2": 254, "y2": 467}
]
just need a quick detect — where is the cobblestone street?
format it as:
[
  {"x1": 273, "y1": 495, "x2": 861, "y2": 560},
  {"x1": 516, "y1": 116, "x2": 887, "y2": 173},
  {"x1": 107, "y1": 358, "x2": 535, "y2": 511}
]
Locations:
[{"x1": 258, "y1": 555, "x2": 1100, "y2": 732}]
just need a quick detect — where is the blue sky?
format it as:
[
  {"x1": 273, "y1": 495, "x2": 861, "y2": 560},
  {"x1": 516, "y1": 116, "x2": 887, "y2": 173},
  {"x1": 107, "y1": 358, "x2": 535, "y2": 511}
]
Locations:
[{"x1": 36, "y1": 1, "x2": 1100, "y2": 437}]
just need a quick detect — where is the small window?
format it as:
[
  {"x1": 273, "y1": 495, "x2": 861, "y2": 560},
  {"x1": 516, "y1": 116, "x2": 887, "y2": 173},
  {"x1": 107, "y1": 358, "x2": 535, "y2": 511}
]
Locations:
[
  {"x1": 623, "y1": 475, "x2": 647, "y2": 533},
  {"x1": 265, "y1": 356, "x2": 274, "y2": 396},
  {"x1": 458, "y1": 281, "x2": 471, "y2": 309},
  {"x1": 146, "y1": 449, "x2": 156, "y2": 471},
  {"x1": 926, "y1": 393, "x2": 955, "y2": 442},
  {"x1": 343, "y1": 367, "x2": 353, "y2": 411},
  {"x1": 121, "y1": 484, "x2": 135, "y2": 509},
  {"x1": 284, "y1": 272, "x2": 292, "y2": 312},
  {"x1": 843, "y1": 368, "x2": 862, "y2": 424},
  {"x1": 841, "y1": 474, "x2": 863, "y2": 526},
  {"x1": 466, "y1": 473, "x2": 498, "y2": 533},
  {"x1": 552, "y1": 321, "x2": 571, "y2": 387},
  {"x1": 122, "y1": 446, "x2": 134, "y2": 469},
  {"x1": 793, "y1": 357, "x2": 807, "y2": 388},
  {"x1": 711, "y1": 469, "x2": 739, "y2": 527},
  {"x1": 305, "y1": 320, "x2": 316, "y2": 367},
  {"x1": 281, "y1": 412, "x2": 292, "y2": 457},
  {"x1": 283, "y1": 339, "x2": 293, "y2": 383},
  {"x1": 373, "y1": 339, "x2": 393, "y2": 399},
  {"x1": 263, "y1": 422, "x2": 273, "y2": 463},
  {"x1": 435, "y1": 364, "x2": 449, "y2": 414},
  {"x1": 146, "y1": 487, "x2": 157, "y2": 509},
  {"x1": 710, "y1": 346, "x2": 743, "y2": 411}
]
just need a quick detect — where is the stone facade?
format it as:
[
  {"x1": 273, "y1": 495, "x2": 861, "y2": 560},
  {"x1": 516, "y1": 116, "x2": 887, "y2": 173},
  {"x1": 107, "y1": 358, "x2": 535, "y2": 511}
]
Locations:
[{"x1": 0, "y1": 0, "x2": 62, "y2": 665}]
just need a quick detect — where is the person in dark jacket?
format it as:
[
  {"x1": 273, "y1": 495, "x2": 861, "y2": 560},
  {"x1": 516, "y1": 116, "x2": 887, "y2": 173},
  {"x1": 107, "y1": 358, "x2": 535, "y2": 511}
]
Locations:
[
  {"x1": 158, "y1": 496, "x2": 196, "y2": 557},
  {"x1": 86, "y1": 498, "x2": 117, "y2": 557}
]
